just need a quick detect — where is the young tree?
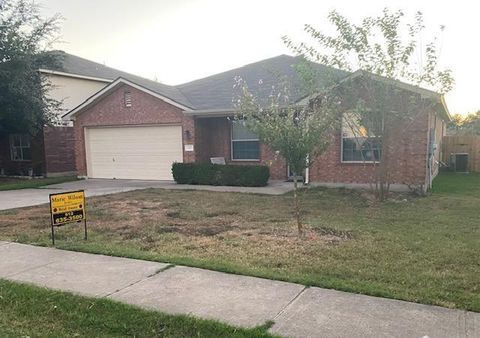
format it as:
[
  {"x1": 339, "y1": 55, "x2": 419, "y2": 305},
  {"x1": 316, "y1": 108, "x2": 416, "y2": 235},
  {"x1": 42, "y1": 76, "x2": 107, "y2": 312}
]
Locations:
[
  {"x1": 234, "y1": 74, "x2": 341, "y2": 236},
  {"x1": 0, "y1": 0, "x2": 63, "y2": 136},
  {"x1": 283, "y1": 9, "x2": 454, "y2": 200}
]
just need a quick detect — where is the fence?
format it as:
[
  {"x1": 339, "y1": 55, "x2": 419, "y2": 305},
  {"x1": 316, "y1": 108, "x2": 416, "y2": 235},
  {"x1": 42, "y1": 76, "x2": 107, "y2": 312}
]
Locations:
[{"x1": 442, "y1": 135, "x2": 480, "y2": 172}]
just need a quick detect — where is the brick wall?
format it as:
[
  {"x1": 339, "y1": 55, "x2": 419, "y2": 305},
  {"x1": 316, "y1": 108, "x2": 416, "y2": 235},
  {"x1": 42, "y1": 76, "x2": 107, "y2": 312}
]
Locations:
[
  {"x1": 43, "y1": 126, "x2": 76, "y2": 176},
  {"x1": 195, "y1": 112, "x2": 430, "y2": 185},
  {"x1": 73, "y1": 83, "x2": 194, "y2": 176},
  {"x1": 309, "y1": 110, "x2": 429, "y2": 186},
  {"x1": 195, "y1": 117, "x2": 287, "y2": 179}
]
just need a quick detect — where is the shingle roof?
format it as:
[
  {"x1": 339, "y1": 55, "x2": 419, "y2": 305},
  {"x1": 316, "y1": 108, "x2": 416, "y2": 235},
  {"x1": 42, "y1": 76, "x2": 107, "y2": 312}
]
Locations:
[
  {"x1": 43, "y1": 52, "x2": 347, "y2": 111},
  {"x1": 43, "y1": 52, "x2": 447, "y2": 118},
  {"x1": 42, "y1": 51, "x2": 194, "y2": 109},
  {"x1": 177, "y1": 54, "x2": 348, "y2": 110}
]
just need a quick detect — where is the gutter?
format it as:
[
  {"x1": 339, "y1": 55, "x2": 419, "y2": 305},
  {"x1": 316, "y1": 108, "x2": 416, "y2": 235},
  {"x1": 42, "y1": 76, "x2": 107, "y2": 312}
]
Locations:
[
  {"x1": 183, "y1": 108, "x2": 235, "y2": 117},
  {"x1": 39, "y1": 68, "x2": 112, "y2": 83},
  {"x1": 439, "y1": 95, "x2": 452, "y2": 122}
]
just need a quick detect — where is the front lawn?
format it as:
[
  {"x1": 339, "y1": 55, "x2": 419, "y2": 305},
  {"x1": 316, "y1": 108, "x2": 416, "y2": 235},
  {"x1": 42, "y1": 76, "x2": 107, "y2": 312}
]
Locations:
[
  {"x1": 0, "y1": 176, "x2": 79, "y2": 191},
  {"x1": 0, "y1": 279, "x2": 275, "y2": 338},
  {"x1": 0, "y1": 173, "x2": 478, "y2": 312}
]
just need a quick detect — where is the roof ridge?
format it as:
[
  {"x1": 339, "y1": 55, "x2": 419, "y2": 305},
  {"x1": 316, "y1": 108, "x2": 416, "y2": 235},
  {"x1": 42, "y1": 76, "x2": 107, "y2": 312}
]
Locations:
[
  {"x1": 176, "y1": 54, "x2": 295, "y2": 88},
  {"x1": 60, "y1": 51, "x2": 177, "y2": 88}
]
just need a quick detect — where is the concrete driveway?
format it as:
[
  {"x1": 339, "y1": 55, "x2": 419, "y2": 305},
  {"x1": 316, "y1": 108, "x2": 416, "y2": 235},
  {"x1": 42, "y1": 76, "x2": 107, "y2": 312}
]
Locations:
[{"x1": 0, "y1": 178, "x2": 294, "y2": 211}]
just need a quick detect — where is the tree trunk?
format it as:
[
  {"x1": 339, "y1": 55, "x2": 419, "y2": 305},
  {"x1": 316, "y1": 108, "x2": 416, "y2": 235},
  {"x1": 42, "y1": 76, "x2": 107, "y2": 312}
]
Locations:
[{"x1": 293, "y1": 176, "x2": 303, "y2": 237}]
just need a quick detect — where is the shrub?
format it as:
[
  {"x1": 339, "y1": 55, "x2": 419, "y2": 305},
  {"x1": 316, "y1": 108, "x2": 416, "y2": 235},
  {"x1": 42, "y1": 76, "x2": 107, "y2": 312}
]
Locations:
[{"x1": 172, "y1": 163, "x2": 269, "y2": 187}]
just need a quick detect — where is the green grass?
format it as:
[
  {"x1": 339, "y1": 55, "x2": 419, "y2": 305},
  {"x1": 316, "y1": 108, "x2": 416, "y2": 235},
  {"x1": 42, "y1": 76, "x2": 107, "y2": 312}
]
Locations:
[
  {"x1": 0, "y1": 279, "x2": 276, "y2": 338},
  {"x1": 1, "y1": 172, "x2": 479, "y2": 312},
  {"x1": 0, "y1": 176, "x2": 79, "y2": 191},
  {"x1": 430, "y1": 171, "x2": 480, "y2": 195}
]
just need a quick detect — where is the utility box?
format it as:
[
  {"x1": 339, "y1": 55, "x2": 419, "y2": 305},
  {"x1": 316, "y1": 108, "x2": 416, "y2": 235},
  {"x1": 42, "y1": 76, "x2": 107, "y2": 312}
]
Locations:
[{"x1": 450, "y1": 153, "x2": 469, "y2": 173}]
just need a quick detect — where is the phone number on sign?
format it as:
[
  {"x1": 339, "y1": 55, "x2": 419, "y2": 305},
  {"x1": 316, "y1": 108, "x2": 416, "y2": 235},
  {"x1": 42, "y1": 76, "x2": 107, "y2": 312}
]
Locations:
[{"x1": 53, "y1": 212, "x2": 84, "y2": 225}]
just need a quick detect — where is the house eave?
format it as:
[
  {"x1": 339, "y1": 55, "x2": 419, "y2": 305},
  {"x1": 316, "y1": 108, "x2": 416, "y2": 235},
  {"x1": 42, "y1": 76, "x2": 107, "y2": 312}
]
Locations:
[
  {"x1": 39, "y1": 68, "x2": 112, "y2": 83},
  {"x1": 439, "y1": 95, "x2": 451, "y2": 122},
  {"x1": 337, "y1": 70, "x2": 452, "y2": 122},
  {"x1": 184, "y1": 109, "x2": 235, "y2": 117}
]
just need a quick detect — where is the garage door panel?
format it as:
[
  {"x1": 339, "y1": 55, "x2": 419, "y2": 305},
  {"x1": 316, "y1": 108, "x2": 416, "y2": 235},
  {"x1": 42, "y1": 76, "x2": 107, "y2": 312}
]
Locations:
[{"x1": 85, "y1": 125, "x2": 183, "y2": 180}]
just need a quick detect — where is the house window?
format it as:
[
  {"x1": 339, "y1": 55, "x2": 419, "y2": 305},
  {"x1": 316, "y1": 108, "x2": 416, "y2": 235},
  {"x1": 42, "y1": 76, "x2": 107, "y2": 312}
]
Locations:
[
  {"x1": 124, "y1": 91, "x2": 132, "y2": 107},
  {"x1": 231, "y1": 121, "x2": 260, "y2": 160},
  {"x1": 341, "y1": 113, "x2": 382, "y2": 162},
  {"x1": 10, "y1": 134, "x2": 31, "y2": 161}
]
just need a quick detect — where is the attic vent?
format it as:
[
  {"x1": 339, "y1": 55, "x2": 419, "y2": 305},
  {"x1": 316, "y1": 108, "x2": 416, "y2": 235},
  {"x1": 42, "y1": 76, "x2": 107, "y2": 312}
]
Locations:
[{"x1": 124, "y1": 91, "x2": 132, "y2": 107}]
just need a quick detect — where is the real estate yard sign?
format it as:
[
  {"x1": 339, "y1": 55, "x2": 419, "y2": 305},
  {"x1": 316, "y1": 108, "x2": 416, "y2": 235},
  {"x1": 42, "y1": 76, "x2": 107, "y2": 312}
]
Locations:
[{"x1": 49, "y1": 190, "x2": 87, "y2": 245}]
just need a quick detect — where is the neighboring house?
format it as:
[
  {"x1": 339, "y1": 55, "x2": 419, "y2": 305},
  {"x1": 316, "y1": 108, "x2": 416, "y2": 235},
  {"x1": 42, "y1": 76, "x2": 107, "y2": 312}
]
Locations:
[
  {"x1": 1, "y1": 52, "x2": 450, "y2": 191},
  {"x1": 0, "y1": 52, "x2": 110, "y2": 176}
]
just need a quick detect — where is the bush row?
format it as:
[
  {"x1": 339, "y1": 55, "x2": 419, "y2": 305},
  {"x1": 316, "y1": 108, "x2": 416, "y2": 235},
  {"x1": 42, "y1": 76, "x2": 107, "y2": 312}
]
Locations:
[{"x1": 172, "y1": 163, "x2": 269, "y2": 187}]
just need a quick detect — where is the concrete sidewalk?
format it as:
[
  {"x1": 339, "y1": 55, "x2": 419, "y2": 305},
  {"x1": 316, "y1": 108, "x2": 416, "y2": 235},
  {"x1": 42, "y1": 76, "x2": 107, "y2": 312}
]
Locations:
[
  {"x1": 0, "y1": 179, "x2": 294, "y2": 211},
  {"x1": 0, "y1": 242, "x2": 477, "y2": 337}
]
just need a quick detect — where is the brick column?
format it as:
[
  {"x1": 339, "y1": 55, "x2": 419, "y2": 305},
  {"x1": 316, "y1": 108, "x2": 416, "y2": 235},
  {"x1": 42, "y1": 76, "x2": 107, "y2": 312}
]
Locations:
[{"x1": 182, "y1": 115, "x2": 196, "y2": 163}]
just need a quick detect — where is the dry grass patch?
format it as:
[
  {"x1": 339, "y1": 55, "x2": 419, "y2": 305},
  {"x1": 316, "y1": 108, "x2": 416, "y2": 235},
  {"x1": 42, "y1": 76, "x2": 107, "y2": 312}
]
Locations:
[{"x1": 1, "y1": 173, "x2": 479, "y2": 312}]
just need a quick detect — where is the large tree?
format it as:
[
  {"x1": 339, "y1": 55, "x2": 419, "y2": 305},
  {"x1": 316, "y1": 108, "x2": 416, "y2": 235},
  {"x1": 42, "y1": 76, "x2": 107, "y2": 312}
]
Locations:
[
  {"x1": 0, "y1": 0, "x2": 62, "y2": 136},
  {"x1": 283, "y1": 9, "x2": 454, "y2": 199}
]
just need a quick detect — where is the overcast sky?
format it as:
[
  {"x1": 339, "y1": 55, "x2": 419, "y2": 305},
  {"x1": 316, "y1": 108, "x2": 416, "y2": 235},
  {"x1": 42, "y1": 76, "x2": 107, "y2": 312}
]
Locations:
[{"x1": 39, "y1": 0, "x2": 478, "y2": 115}]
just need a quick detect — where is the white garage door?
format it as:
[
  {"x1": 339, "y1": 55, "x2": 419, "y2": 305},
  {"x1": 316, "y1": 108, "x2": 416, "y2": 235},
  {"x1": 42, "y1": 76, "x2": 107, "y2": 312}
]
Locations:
[{"x1": 85, "y1": 125, "x2": 183, "y2": 180}]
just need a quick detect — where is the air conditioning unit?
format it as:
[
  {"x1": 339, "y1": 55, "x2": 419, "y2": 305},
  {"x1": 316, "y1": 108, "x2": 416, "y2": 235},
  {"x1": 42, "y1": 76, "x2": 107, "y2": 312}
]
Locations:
[{"x1": 449, "y1": 153, "x2": 469, "y2": 173}]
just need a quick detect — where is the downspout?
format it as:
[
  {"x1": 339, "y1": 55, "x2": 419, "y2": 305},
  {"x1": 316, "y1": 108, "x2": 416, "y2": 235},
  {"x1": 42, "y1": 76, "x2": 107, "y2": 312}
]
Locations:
[
  {"x1": 304, "y1": 155, "x2": 310, "y2": 185},
  {"x1": 425, "y1": 113, "x2": 432, "y2": 192}
]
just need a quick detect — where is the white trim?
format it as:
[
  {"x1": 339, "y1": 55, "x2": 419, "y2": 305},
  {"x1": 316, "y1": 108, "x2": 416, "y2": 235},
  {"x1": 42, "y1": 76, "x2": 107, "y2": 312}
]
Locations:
[
  {"x1": 230, "y1": 121, "x2": 260, "y2": 161},
  {"x1": 84, "y1": 127, "x2": 92, "y2": 178},
  {"x1": 9, "y1": 134, "x2": 32, "y2": 162},
  {"x1": 305, "y1": 155, "x2": 310, "y2": 184},
  {"x1": 39, "y1": 68, "x2": 112, "y2": 83},
  {"x1": 340, "y1": 134, "x2": 380, "y2": 164},
  {"x1": 426, "y1": 114, "x2": 432, "y2": 188},
  {"x1": 84, "y1": 122, "x2": 182, "y2": 129},
  {"x1": 63, "y1": 77, "x2": 192, "y2": 119},
  {"x1": 340, "y1": 114, "x2": 382, "y2": 164},
  {"x1": 340, "y1": 160, "x2": 378, "y2": 164}
]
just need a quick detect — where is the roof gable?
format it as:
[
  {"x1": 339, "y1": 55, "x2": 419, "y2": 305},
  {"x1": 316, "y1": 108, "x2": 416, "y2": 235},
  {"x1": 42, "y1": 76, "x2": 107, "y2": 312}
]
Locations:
[
  {"x1": 345, "y1": 70, "x2": 450, "y2": 121},
  {"x1": 63, "y1": 77, "x2": 192, "y2": 119}
]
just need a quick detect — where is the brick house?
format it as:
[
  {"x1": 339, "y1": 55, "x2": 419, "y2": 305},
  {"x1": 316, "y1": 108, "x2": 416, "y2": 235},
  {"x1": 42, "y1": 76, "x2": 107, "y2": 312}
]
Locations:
[
  {"x1": 62, "y1": 54, "x2": 449, "y2": 191},
  {"x1": 2, "y1": 52, "x2": 450, "y2": 191}
]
